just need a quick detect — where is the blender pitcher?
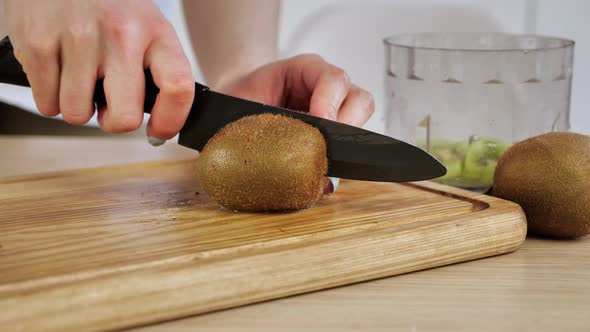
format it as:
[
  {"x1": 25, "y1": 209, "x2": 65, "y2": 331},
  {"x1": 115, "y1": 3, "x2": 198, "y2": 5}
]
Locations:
[{"x1": 383, "y1": 32, "x2": 574, "y2": 191}]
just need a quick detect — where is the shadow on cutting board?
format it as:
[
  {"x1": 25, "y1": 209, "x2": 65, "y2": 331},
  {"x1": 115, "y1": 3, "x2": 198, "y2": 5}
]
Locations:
[{"x1": 0, "y1": 101, "x2": 142, "y2": 137}]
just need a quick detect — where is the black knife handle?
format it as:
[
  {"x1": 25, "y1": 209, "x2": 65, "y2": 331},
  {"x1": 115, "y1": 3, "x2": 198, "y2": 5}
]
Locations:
[{"x1": 0, "y1": 36, "x2": 209, "y2": 114}]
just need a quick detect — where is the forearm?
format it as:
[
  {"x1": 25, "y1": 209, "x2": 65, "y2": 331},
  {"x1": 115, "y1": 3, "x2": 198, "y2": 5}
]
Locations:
[{"x1": 182, "y1": 0, "x2": 279, "y2": 90}]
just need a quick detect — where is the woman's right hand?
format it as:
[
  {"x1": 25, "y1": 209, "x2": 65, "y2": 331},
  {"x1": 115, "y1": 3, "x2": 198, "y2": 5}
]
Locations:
[{"x1": 3, "y1": 0, "x2": 195, "y2": 140}]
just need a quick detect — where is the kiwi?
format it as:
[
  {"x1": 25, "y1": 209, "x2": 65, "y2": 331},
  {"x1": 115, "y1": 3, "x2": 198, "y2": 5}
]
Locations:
[
  {"x1": 462, "y1": 137, "x2": 509, "y2": 188},
  {"x1": 197, "y1": 113, "x2": 328, "y2": 212},
  {"x1": 420, "y1": 138, "x2": 509, "y2": 188},
  {"x1": 492, "y1": 132, "x2": 590, "y2": 238}
]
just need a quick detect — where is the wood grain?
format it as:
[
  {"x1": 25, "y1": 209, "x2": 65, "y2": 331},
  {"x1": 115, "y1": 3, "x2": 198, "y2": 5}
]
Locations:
[
  {"x1": 0, "y1": 156, "x2": 526, "y2": 332},
  {"x1": 131, "y1": 237, "x2": 590, "y2": 332}
]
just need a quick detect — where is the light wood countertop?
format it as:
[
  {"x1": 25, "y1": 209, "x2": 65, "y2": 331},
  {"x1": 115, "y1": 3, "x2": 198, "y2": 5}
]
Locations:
[{"x1": 1, "y1": 135, "x2": 588, "y2": 332}]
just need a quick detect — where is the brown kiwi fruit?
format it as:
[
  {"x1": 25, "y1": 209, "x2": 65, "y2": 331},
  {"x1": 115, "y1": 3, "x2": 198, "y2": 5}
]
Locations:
[
  {"x1": 197, "y1": 113, "x2": 328, "y2": 212},
  {"x1": 492, "y1": 132, "x2": 590, "y2": 238}
]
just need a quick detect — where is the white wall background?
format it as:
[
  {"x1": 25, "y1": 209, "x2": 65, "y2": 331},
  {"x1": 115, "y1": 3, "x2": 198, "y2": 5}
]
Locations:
[
  {"x1": 1, "y1": 0, "x2": 588, "y2": 134},
  {"x1": 532, "y1": 0, "x2": 589, "y2": 135}
]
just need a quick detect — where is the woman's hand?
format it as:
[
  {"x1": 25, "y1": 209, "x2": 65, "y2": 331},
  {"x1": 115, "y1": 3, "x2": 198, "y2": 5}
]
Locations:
[
  {"x1": 215, "y1": 54, "x2": 375, "y2": 128},
  {"x1": 3, "y1": 0, "x2": 194, "y2": 139}
]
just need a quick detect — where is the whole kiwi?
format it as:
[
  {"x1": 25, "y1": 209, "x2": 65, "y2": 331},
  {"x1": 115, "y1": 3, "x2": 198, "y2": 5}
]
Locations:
[
  {"x1": 197, "y1": 113, "x2": 328, "y2": 212},
  {"x1": 492, "y1": 132, "x2": 590, "y2": 238}
]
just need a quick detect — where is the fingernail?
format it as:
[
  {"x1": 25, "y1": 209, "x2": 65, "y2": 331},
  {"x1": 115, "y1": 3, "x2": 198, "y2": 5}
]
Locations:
[{"x1": 148, "y1": 136, "x2": 167, "y2": 147}]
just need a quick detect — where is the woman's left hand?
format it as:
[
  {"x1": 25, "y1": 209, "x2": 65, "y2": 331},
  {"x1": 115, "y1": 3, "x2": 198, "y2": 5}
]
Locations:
[{"x1": 214, "y1": 54, "x2": 375, "y2": 128}]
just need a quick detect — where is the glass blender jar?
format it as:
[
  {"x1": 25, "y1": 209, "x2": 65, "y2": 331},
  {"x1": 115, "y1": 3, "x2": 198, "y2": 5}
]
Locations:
[{"x1": 383, "y1": 32, "x2": 574, "y2": 191}]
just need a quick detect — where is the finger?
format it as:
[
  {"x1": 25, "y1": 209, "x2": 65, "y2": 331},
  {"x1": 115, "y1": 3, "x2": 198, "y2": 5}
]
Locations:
[
  {"x1": 97, "y1": 50, "x2": 145, "y2": 134},
  {"x1": 336, "y1": 85, "x2": 375, "y2": 127},
  {"x1": 59, "y1": 26, "x2": 98, "y2": 125},
  {"x1": 144, "y1": 31, "x2": 194, "y2": 140},
  {"x1": 306, "y1": 62, "x2": 351, "y2": 121},
  {"x1": 19, "y1": 40, "x2": 61, "y2": 117}
]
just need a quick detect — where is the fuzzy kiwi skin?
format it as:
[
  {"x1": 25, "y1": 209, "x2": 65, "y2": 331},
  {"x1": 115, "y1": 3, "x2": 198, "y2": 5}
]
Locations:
[
  {"x1": 492, "y1": 132, "x2": 590, "y2": 238},
  {"x1": 197, "y1": 114, "x2": 328, "y2": 212}
]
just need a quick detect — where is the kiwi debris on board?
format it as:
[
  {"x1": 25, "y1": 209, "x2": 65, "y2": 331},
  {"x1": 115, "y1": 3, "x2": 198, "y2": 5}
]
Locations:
[
  {"x1": 197, "y1": 113, "x2": 328, "y2": 212},
  {"x1": 491, "y1": 132, "x2": 590, "y2": 238}
]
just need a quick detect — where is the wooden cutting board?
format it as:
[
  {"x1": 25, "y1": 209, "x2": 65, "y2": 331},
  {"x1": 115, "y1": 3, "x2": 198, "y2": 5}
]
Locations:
[{"x1": 0, "y1": 158, "x2": 526, "y2": 332}]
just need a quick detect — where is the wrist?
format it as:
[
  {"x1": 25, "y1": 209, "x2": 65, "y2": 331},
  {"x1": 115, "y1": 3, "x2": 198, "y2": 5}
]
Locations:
[
  {"x1": 208, "y1": 67, "x2": 249, "y2": 92},
  {"x1": 207, "y1": 55, "x2": 276, "y2": 92}
]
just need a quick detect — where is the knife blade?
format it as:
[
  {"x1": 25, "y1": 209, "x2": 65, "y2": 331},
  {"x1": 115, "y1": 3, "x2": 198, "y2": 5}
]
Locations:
[{"x1": 0, "y1": 36, "x2": 446, "y2": 182}]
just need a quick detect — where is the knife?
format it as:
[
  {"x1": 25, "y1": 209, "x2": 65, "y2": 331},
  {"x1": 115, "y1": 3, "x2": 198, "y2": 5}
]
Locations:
[{"x1": 0, "y1": 36, "x2": 445, "y2": 182}]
